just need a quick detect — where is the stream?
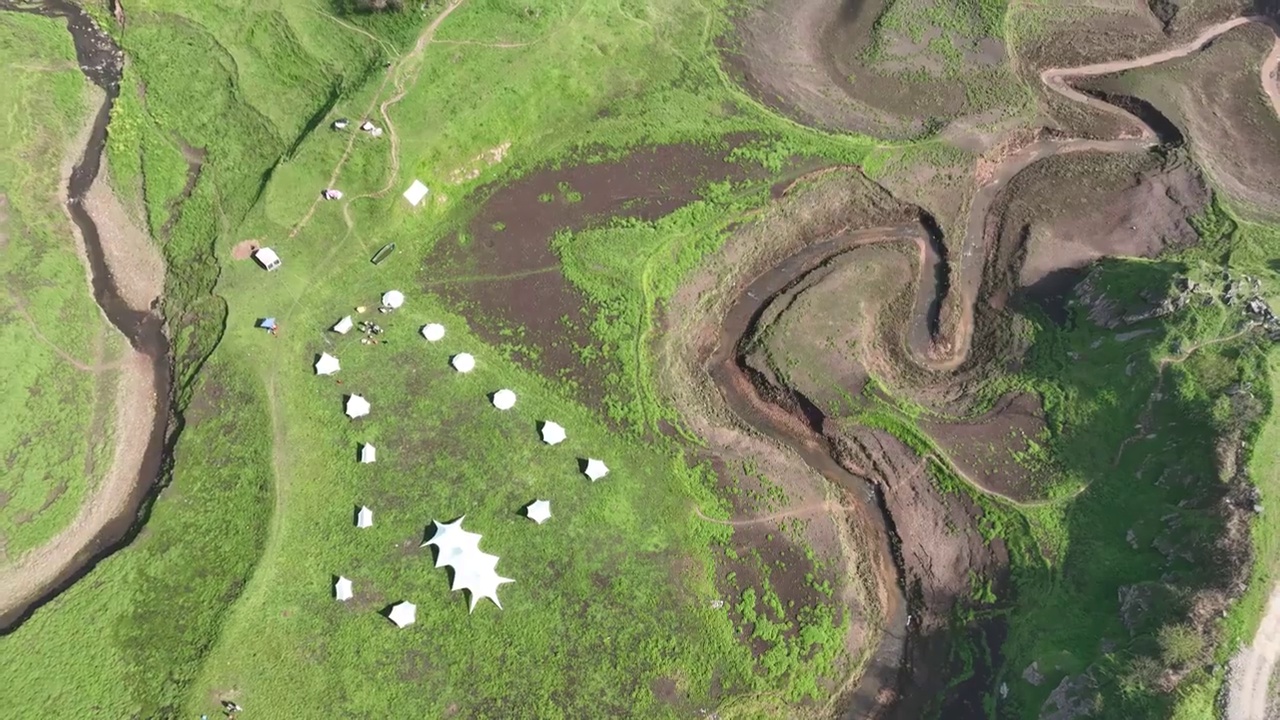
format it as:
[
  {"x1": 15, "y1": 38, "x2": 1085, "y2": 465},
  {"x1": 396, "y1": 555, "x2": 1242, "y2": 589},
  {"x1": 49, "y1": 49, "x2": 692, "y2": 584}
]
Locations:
[{"x1": 0, "y1": 0, "x2": 172, "y2": 632}]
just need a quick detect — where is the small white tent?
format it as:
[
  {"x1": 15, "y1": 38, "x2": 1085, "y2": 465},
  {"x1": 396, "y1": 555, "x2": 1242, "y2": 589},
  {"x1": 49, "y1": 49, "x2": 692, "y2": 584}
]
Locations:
[
  {"x1": 526, "y1": 500, "x2": 551, "y2": 524},
  {"x1": 356, "y1": 505, "x2": 374, "y2": 528},
  {"x1": 335, "y1": 576, "x2": 353, "y2": 601},
  {"x1": 403, "y1": 179, "x2": 429, "y2": 207},
  {"x1": 332, "y1": 316, "x2": 354, "y2": 334},
  {"x1": 584, "y1": 458, "x2": 609, "y2": 482},
  {"x1": 388, "y1": 601, "x2": 416, "y2": 628},
  {"x1": 382, "y1": 290, "x2": 405, "y2": 309},
  {"x1": 540, "y1": 421, "x2": 566, "y2": 445},
  {"x1": 315, "y1": 353, "x2": 340, "y2": 376},
  {"x1": 346, "y1": 394, "x2": 370, "y2": 419},
  {"x1": 420, "y1": 323, "x2": 446, "y2": 342},
  {"x1": 254, "y1": 247, "x2": 281, "y2": 271},
  {"x1": 451, "y1": 353, "x2": 476, "y2": 373},
  {"x1": 492, "y1": 389, "x2": 517, "y2": 410},
  {"x1": 360, "y1": 443, "x2": 376, "y2": 464}
]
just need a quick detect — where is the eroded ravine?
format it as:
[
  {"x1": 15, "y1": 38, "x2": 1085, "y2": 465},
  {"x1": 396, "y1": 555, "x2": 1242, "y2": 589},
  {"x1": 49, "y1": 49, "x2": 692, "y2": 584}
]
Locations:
[
  {"x1": 0, "y1": 0, "x2": 172, "y2": 632},
  {"x1": 706, "y1": 13, "x2": 1280, "y2": 719}
]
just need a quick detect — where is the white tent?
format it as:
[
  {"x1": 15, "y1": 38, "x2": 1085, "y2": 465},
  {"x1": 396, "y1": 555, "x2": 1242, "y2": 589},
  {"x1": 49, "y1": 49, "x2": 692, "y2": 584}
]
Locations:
[
  {"x1": 254, "y1": 247, "x2": 281, "y2": 271},
  {"x1": 360, "y1": 443, "x2": 376, "y2": 464},
  {"x1": 346, "y1": 394, "x2": 370, "y2": 419},
  {"x1": 420, "y1": 323, "x2": 446, "y2": 342},
  {"x1": 540, "y1": 421, "x2": 566, "y2": 445},
  {"x1": 403, "y1": 179, "x2": 430, "y2": 207},
  {"x1": 315, "y1": 353, "x2": 340, "y2": 376},
  {"x1": 584, "y1": 458, "x2": 609, "y2": 482},
  {"x1": 382, "y1": 290, "x2": 405, "y2": 309},
  {"x1": 526, "y1": 499, "x2": 551, "y2": 524},
  {"x1": 451, "y1": 353, "x2": 475, "y2": 373},
  {"x1": 492, "y1": 389, "x2": 517, "y2": 410},
  {"x1": 356, "y1": 505, "x2": 373, "y2": 528},
  {"x1": 332, "y1": 316, "x2": 354, "y2": 334},
  {"x1": 423, "y1": 517, "x2": 512, "y2": 612},
  {"x1": 335, "y1": 576, "x2": 353, "y2": 601},
  {"x1": 388, "y1": 601, "x2": 416, "y2": 628}
]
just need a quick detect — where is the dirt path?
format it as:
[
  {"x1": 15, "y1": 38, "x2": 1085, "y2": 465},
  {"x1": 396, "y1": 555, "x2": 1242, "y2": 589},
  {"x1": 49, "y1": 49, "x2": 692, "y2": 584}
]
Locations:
[
  {"x1": 1228, "y1": 584, "x2": 1280, "y2": 720},
  {"x1": 693, "y1": 500, "x2": 859, "y2": 526}
]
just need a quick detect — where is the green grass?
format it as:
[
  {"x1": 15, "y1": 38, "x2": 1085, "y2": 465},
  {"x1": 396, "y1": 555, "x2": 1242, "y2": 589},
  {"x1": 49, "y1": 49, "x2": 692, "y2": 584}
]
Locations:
[
  {"x1": 2, "y1": 0, "x2": 884, "y2": 716},
  {"x1": 0, "y1": 14, "x2": 125, "y2": 558}
]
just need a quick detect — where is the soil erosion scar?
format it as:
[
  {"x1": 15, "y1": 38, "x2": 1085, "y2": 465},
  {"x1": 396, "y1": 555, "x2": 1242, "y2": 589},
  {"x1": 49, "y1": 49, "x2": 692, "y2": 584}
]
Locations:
[
  {"x1": 709, "y1": 13, "x2": 1280, "y2": 719},
  {"x1": 0, "y1": 0, "x2": 172, "y2": 633}
]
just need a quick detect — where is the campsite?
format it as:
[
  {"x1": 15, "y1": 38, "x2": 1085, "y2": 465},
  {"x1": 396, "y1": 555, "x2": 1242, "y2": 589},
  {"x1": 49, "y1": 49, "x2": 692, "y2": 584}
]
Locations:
[{"x1": 5, "y1": 0, "x2": 1280, "y2": 718}]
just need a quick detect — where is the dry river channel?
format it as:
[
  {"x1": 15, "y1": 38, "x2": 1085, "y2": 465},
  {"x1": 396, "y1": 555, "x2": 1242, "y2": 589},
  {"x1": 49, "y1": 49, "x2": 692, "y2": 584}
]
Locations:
[
  {"x1": 708, "y1": 14, "x2": 1280, "y2": 719},
  {"x1": 0, "y1": 0, "x2": 172, "y2": 632}
]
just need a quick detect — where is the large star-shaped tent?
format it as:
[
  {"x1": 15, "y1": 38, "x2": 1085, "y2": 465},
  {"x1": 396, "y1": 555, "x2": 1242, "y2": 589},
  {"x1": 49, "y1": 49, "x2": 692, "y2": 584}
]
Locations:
[
  {"x1": 525, "y1": 499, "x2": 551, "y2": 524},
  {"x1": 423, "y1": 517, "x2": 513, "y2": 612}
]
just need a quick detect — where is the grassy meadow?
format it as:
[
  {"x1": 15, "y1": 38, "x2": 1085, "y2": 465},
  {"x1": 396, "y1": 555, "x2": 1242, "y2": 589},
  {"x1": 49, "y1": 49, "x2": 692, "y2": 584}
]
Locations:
[
  {"x1": 0, "y1": 14, "x2": 124, "y2": 561},
  {"x1": 1, "y1": 0, "x2": 881, "y2": 716}
]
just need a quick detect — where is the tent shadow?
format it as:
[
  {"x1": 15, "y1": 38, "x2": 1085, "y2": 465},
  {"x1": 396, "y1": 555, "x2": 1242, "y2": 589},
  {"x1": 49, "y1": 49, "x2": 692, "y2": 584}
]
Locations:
[
  {"x1": 576, "y1": 458, "x2": 590, "y2": 474},
  {"x1": 354, "y1": 444, "x2": 363, "y2": 463},
  {"x1": 352, "y1": 505, "x2": 364, "y2": 526},
  {"x1": 378, "y1": 603, "x2": 402, "y2": 621},
  {"x1": 330, "y1": 574, "x2": 344, "y2": 600},
  {"x1": 486, "y1": 391, "x2": 499, "y2": 406}
]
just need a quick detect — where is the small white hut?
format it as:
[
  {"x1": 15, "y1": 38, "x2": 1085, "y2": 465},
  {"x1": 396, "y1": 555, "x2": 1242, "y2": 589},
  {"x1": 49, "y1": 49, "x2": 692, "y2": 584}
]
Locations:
[
  {"x1": 253, "y1": 247, "x2": 281, "y2": 271},
  {"x1": 315, "y1": 353, "x2": 340, "y2": 376},
  {"x1": 356, "y1": 505, "x2": 374, "y2": 528},
  {"x1": 420, "y1": 323, "x2": 446, "y2": 342},
  {"x1": 335, "y1": 576, "x2": 353, "y2": 601},
  {"x1": 451, "y1": 353, "x2": 476, "y2": 373},
  {"x1": 387, "y1": 601, "x2": 416, "y2": 628},
  {"x1": 403, "y1": 179, "x2": 430, "y2": 207},
  {"x1": 525, "y1": 500, "x2": 551, "y2": 525},
  {"x1": 583, "y1": 458, "x2": 609, "y2": 482},
  {"x1": 382, "y1": 290, "x2": 405, "y2": 309},
  {"x1": 492, "y1": 389, "x2": 517, "y2": 410},
  {"x1": 360, "y1": 443, "x2": 377, "y2": 464},
  {"x1": 540, "y1": 421, "x2": 566, "y2": 445},
  {"x1": 332, "y1": 316, "x2": 354, "y2": 334},
  {"x1": 346, "y1": 395, "x2": 370, "y2": 419}
]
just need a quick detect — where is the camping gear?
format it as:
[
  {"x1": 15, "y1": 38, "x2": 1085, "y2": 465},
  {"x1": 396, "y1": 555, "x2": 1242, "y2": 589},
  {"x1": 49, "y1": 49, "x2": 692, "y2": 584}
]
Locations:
[
  {"x1": 403, "y1": 180, "x2": 429, "y2": 207},
  {"x1": 333, "y1": 118, "x2": 349, "y2": 130},
  {"x1": 259, "y1": 317, "x2": 277, "y2": 332},
  {"x1": 371, "y1": 242, "x2": 396, "y2": 265}
]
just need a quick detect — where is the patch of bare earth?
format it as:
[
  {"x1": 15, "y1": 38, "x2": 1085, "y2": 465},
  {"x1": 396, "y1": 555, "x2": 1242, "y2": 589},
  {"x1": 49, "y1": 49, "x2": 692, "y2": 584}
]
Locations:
[
  {"x1": 230, "y1": 239, "x2": 260, "y2": 261},
  {"x1": 424, "y1": 143, "x2": 765, "y2": 404}
]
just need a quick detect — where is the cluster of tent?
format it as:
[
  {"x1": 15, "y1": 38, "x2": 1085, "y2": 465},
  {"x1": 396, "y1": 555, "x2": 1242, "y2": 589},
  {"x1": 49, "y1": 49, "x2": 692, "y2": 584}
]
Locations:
[{"x1": 314, "y1": 290, "x2": 610, "y2": 622}]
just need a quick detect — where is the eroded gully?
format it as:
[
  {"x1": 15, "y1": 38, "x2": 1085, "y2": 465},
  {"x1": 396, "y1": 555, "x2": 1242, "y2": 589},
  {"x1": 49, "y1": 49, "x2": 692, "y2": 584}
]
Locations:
[
  {"x1": 0, "y1": 0, "x2": 172, "y2": 632},
  {"x1": 708, "y1": 14, "x2": 1280, "y2": 719}
]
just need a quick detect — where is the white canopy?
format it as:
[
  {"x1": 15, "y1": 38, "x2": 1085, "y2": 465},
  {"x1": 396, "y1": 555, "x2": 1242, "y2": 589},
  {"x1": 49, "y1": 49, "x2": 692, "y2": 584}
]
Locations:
[
  {"x1": 451, "y1": 353, "x2": 475, "y2": 373},
  {"x1": 423, "y1": 517, "x2": 512, "y2": 612},
  {"x1": 382, "y1": 290, "x2": 405, "y2": 309},
  {"x1": 492, "y1": 389, "x2": 516, "y2": 410},
  {"x1": 388, "y1": 601, "x2": 416, "y2": 628},
  {"x1": 333, "y1": 316, "x2": 354, "y2": 334},
  {"x1": 403, "y1": 179, "x2": 429, "y2": 207},
  {"x1": 584, "y1": 458, "x2": 609, "y2": 482},
  {"x1": 254, "y1": 247, "x2": 281, "y2": 271},
  {"x1": 356, "y1": 505, "x2": 373, "y2": 528},
  {"x1": 315, "y1": 353, "x2": 340, "y2": 376},
  {"x1": 540, "y1": 421, "x2": 566, "y2": 445},
  {"x1": 421, "y1": 323, "x2": 446, "y2": 342},
  {"x1": 360, "y1": 443, "x2": 376, "y2": 464},
  {"x1": 526, "y1": 499, "x2": 551, "y2": 524},
  {"x1": 335, "y1": 576, "x2": 353, "y2": 601},
  {"x1": 346, "y1": 394, "x2": 370, "y2": 419}
]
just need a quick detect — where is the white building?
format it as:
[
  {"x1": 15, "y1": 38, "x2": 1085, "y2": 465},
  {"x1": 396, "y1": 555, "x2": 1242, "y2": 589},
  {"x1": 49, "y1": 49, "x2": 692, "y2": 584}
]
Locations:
[{"x1": 254, "y1": 247, "x2": 281, "y2": 271}]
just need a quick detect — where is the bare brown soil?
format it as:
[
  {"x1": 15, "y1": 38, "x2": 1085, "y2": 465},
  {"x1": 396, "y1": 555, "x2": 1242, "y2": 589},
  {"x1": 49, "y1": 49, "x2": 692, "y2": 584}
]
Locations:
[
  {"x1": 230, "y1": 239, "x2": 260, "y2": 261},
  {"x1": 726, "y1": 0, "x2": 1020, "y2": 139},
  {"x1": 920, "y1": 393, "x2": 1048, "y2": 503},
  {"x1": 425, "y1": 144, "x2": 765, "y2": 401}
]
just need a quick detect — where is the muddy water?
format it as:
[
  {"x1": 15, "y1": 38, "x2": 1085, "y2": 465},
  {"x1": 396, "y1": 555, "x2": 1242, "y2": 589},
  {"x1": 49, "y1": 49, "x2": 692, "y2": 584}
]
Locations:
[{"x1": 0, "y1": 0, "x2": 171, "y2": 632}]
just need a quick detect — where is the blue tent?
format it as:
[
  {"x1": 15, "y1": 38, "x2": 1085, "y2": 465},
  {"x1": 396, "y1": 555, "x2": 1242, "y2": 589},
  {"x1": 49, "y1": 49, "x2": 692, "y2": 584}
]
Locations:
[{"x1": 259, "y1": 317, "x2": 278, "y2": 331}]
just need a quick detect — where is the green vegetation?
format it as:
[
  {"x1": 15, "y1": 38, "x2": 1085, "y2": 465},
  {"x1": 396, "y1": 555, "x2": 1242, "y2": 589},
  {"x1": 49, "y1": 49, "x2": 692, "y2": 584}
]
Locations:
[{"x1": 0, "y1": 14, "x2": 124, "y2": 558}]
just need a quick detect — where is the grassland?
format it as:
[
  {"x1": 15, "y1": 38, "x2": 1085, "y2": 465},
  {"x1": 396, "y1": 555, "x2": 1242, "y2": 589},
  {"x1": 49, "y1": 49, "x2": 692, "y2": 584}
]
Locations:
[
  {"x1": 0, "y1": 14, "x2": 125, "y2": 562},
  {"x1": 6, "y1": 0, "x2": 1280, "y2": 718},
  {"x1": 0, "y1": 0, "x2": 886, "y2": 716}
]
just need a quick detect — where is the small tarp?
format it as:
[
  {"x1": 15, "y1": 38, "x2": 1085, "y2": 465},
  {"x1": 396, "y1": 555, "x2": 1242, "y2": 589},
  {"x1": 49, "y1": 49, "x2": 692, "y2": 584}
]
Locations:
[
  {"x1": 332, "y1": 316, "x2": 354, "y2": 334},
  {"x1": 259, "y1": 317, "x2": 278, "y2": 332},
  {"x1": 322, "y1": 189, "x2": 344, "y2": 200},
  {"x1": 452, "y1": 353, "x2": 475, "y2": 373},
  {"x1": 382, "y1": 290, "x2": 405, "y2": 309},
  {"x1": 356, "y1": 505, "x2": 374, "y2": 528},
  {"x1": 360, "y1": 443, "x2": 376, "y2": 464},
  {"x1": 333, "y1": 118, "x2": 349, "y2": 130},
  {"x1": 388, "y1": 601, "x2": 416, "y2": 628},
  {"x1": 346, "y1": 394, "x2": 370, "y2": 419},
  {"x1": 315, "y1": 353, "x2": 340, "y2": 376},
  {"x1": 254, "y1": 247, "x2": 281, "y2": 271},
  {"x1": 335, "y1": 576, "x2": 353, "y2": 601},
  {"x1": 540, "y1": 421, "x2": 566, "y2": 445},
  {"x1": 403, "y1": 180, "x2": 429, "y2": 207},
  {"x1": 370, "y1": 127, "x2": 383, "y2": 138},
  {"x1": 421, "y1": 323, "x2": 446, "y2": 342},
  {"x1": 360, "y1": 120, "x2": 375, "y2": 132},
  {"x1": 526, "y1": 499, "x2": 551, "y2": 525},
  {"x1": 584, "y1": 458, "x2": 609, "y2": 482},
  {"x1": 492, "y1": 389, "x2": 517, "y2": 410}
]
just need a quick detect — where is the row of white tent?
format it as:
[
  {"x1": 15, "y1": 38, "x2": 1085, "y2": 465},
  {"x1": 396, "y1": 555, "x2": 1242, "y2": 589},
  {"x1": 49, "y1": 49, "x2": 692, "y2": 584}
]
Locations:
[{"x1": 321, "y1": 291, "x2": 609, "y2": 617}]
